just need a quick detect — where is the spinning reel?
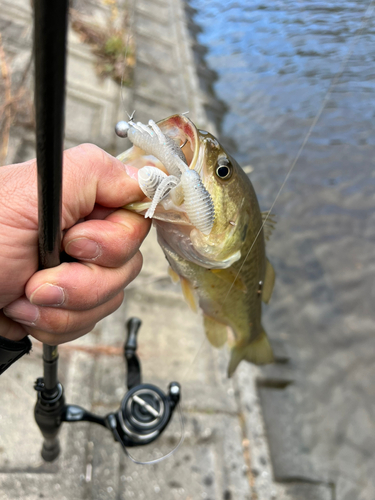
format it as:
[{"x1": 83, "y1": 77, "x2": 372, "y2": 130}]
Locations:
[{"x1": 34, "y1": 318, "x2": 181, "y2": 461}]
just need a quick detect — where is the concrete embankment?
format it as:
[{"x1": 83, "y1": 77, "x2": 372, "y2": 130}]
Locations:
[{"x1": 0, "y1": 1, "x2": 332, "y2": 499}]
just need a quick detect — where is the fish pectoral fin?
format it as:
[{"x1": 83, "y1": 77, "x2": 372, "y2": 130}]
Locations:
[
  {"x1": 203, "y1": 315, "x2": 228, "y2": 348},
  {"x1": 168, "y1": 266, "x2": 180, "y2": 283},
  {"x1": 180, "y1": 277, "x2": 198, "y2": 313},
  {"x1": 262, "y1": 258, "x2": 275, "y2": 304},
  {"x1": 210, "y1": 268, "x2": 247, "y2": 293},
  {"x1": 227, "y1": 328, "x2": 274, "y2": 377},
  {"x1": 261, "y1": 211, "x2": 277, "y2": 241}
]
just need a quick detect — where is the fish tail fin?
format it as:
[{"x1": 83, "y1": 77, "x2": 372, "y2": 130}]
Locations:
[{"x1": 227, "y1": 327, "x2": 274, "y2": 377}]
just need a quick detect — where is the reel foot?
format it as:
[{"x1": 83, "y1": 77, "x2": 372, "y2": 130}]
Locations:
[{"x1": 41, "y1": 438, "x2": 60, "y2": 462}]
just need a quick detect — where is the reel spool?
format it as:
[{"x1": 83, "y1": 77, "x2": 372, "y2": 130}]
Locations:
[{"x1": 112, "y1": 382, "x2": 180, "y2": 448}]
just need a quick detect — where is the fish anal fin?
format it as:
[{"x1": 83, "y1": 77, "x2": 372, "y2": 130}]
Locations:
[
  {"x1": 203, "y1": 315, "x2": 228, "y2": 348},
  {"x1": 261, "y1": 211, "x2": 277, "y2": 241},
  {"x1": 168, "y1": 266, "x2": 180, "y2": 284},
  {"x1": 262, "y1": 258, "x2": 275, "y2": 304},
  {"x1": 227, "y1": 328, "x2": 274, "y2": 377},
  {"x1": 180, "y1": 277, "x2": 198, "y2": 313},
  {"x1": 210, "y1": 268, "x2": 247, "y2": 293}
]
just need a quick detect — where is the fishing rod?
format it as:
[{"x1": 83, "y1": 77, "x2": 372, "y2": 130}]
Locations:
[
  {"x1": 33, "y1": 0, "x2": 68, "y2": 461},
  {"x1": 32, "y1": 0, "x2": 180, "y2": 462}
]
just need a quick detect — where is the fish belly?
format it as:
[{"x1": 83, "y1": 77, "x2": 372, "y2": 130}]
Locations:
[{"x1": 157, "y1": 223, "x2": 274, "y2": 376}]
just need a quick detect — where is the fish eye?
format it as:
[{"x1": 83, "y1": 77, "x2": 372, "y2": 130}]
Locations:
[{"x1": 215, "y1": 158, "x2": 232, "y2": 180}]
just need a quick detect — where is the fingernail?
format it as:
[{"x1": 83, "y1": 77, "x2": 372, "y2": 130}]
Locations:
[
  {"x1": 65, "y1": 238, "x2": 101, "y2": 260},
  {"x1": 30, "y1": 283, "x2": 65, "y2": 306},
  {"x1": 124, "y1": 164, "x2": 139, "y2": 181},
  {"x1": 3, "y1": 299, "x2": 40, "y2": 326}
]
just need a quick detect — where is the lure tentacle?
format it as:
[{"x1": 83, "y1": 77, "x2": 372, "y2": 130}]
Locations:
[
  {"x1": 148, "y1": 119, "x2": 165, "y2": 142},
  {"x1": 138, "y1": 166, "x2": 167, "y2": 199},
  {"x1": 127, "y1": 121, "x2": 187, "y2": 178},
  {"x1": 145, "y1": 175, "x2": 180, "y2": 218},
  {"x1": 136, "y1": 121, "x2": 153, "y2": 136}
]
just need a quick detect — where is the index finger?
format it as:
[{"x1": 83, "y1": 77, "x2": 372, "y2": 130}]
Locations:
[{"x1": 62, "y1": 144, "x2": 142, "y2": 229}]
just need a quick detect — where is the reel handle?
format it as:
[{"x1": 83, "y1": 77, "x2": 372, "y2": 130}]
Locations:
[{"x1": 125, "y1": 317, "x2": 142, "y2": 389}]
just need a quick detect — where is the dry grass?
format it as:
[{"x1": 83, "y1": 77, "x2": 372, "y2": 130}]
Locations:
[
  {"x1": 0, "y1": 0, "x2": 134, "y2": 165},
  {"x1": 71, "y1": 1, "x2": 135, "y2": 86},
  {"x1": 0, "y1": 34, "x2": 34, "y2": 165}
]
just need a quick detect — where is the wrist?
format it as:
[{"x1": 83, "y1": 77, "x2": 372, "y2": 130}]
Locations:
[{"x1": 0, "y1": 334, "x2": 32, "y2": 375}]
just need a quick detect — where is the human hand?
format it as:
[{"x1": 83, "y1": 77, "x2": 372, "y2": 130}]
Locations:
[{"x1": 0, "y1": 144, "x2": 148, "y2": 345}]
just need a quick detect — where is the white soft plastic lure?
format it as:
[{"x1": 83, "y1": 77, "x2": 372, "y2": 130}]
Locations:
[
  {"x1": 138, "y1": 165, "x2": 167, "y2": 199},
  {"x1": 115, "y1": 117, "x2": 215, "y2": 235}
]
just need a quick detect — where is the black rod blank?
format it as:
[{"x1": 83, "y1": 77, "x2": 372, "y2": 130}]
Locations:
[
  {"x1": 34, "y1": 0, "x2": 69, "y2": 391},
  {"x1": 34, "y1": 0, "x2": 68, "y2": 270}
]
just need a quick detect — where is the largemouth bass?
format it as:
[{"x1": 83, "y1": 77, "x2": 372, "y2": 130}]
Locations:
[{"x1": 118, "y1": 114, "x2": 275, "y2": 376}]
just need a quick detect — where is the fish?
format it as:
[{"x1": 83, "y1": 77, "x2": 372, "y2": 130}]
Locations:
[{"x1": 118, "y1": 114, "x2": 275, "y2": 376}]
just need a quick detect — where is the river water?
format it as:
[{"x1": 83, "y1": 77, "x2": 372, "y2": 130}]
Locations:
[{"x1": 190, "y1": 1, "x2": 375, "y2": 498}]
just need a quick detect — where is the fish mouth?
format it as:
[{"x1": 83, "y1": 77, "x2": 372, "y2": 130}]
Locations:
[
  {"x1": 121, "y1": 114, "x2": 203, "y2": 225},
  {"x1": 118, "y1": 114, "x2": 199, "y2": 173}
]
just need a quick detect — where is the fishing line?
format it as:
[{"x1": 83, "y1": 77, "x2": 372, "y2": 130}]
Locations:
[
  {"x1": 120, "y1": 0, "x2": 135, "y2": 115},
  {"x1": 223, "y1": 0, "x2": 375, "y2": 304}
]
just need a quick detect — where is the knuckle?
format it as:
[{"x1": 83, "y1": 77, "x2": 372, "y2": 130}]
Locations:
[
  {"x1": 74, "y1": 143, "x2": 102, "y2": 158},
  {"x1": 128, "y1": 251, "x2": 143, "y2": 282},
  {"x1": 65, "y1": 144, "x2": 110, "y2": 178},
  {"x1": 41, "y1": 309, "x2": 77, "y2": 335},
  {"x1": 107, "y1": 292, "x2": 124, "y2": 315},
  {"x1": 115, "y1": 290, "x2": 124, "y2": 307},
  {"x1": 122, "y1": 220, "x2": 139, "y2": 242}
]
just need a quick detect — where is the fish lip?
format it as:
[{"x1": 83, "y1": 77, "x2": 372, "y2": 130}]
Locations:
[{"x1": 125, "y1": 201, "x2": 194, "y2": 227}]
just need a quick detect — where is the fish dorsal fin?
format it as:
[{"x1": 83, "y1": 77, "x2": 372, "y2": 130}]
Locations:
[
  {"x1": 262, "y1": 258, "x2": 275, "y2": 304},
  {"x1": 210, "y1": 268, "x2": 247, "y2": 293},
  {"x1": 180, "y1": 277, "x2": 198, "y2": 313},
  {"x1": 203, "y1": 315, "x2": 228, "y2": 348},
  {"x1": 261, "y1": 211, "x2": 277, "y2": 241}
]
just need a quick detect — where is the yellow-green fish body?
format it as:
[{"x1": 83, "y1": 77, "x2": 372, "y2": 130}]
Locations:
[{"x1": 121, "y1": 115, "x2": 275, "y2": 376}]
